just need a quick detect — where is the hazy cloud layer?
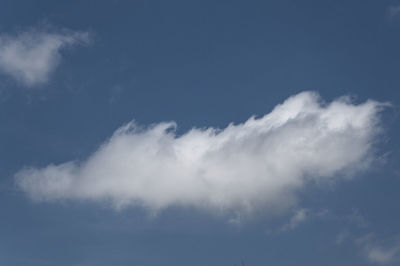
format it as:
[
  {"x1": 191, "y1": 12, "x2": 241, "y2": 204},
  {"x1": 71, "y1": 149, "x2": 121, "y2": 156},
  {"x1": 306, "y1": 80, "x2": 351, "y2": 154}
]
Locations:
[
  {"x1": 16, "y1": 92, "x2": 384, "y2": 214},
  {"x1": 0, "y1": 28, "x2": 89, "y2": 87}
]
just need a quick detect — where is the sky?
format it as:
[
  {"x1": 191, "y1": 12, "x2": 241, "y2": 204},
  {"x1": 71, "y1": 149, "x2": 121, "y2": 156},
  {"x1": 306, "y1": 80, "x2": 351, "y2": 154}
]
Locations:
[{"x1": 1, "y1": 0, "x2": 400, "y2": 265}]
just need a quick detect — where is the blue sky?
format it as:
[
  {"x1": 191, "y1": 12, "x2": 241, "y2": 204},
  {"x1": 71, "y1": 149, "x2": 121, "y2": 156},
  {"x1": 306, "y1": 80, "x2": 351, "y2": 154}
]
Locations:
[{"x1": 1, "y1": 0, "x2": 400, "y2": 265}]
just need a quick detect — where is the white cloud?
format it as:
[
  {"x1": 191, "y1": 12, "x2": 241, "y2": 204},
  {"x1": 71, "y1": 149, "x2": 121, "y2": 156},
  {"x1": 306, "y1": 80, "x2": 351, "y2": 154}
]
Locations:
[
  {"x1": 15, "y1": 92, "x2": 385, "y2": 215},
  {"x1": 357, "y1": 234, "x2": 400, "y2": 265},
  {"x1": 280, "y1": 208, "x2": 308, "y2": 231},
  {"x1": 0, "y1": 28, "x2": 89, "y2": 87}
]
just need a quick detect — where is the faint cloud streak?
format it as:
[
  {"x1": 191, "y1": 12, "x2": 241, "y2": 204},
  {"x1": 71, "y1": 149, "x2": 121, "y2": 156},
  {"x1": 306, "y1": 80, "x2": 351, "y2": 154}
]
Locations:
[
  {"x1": 357, "y1": 234, "x2": 400, "y2": 265},
  {"x1": 386, "y1": 5, "x2": 400, "y2": 20}
]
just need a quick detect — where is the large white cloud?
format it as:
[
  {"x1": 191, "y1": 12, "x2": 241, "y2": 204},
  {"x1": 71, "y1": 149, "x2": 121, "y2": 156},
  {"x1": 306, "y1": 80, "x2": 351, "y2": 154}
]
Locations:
[
  {"x1": 0, "y1": 28, "x2": 89, "y2": 87},
  {"x1": 15, "y1": 92, "x2": 385, "y2": 215}
]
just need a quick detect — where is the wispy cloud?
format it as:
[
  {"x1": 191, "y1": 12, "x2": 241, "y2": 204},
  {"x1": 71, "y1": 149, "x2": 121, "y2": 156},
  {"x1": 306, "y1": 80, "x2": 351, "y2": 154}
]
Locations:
[
  {"x1": 0, "y1": 27, "x2": 89, "y2": 87},
  {"x1": 15, "y1": 92, "x2": 385, "y2": 215},
  {"x1": 386, "y1": 5, "x2": 400, "y2": 20},
  {"x1": 280, "y1": 208, "x2": 308, "y2": 232},
  {"x1": 357, "y1": 234, "x2": 400, "y2": 265},
  {"x1": 336, "y1": 231, "x2": 350, "y2": 245}
]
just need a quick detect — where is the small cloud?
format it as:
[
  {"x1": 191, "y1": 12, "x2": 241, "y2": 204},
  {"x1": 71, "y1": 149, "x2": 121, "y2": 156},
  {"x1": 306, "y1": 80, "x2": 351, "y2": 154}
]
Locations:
[
  {"x1": 0, "y1": 27, "x2": 89, "y2": 87},
  {"x1": 335, "y1": 231, "x2": 350, "y2": 245},
  {"x1": 386, "y1": 5, "x2": 400, "y2": 20},
  {"x1": 280, "y1": 208, "x2": 308, "y2": 232},
  {"x1": 357, "y1": 234, "x2": 400, "y2": 265}
]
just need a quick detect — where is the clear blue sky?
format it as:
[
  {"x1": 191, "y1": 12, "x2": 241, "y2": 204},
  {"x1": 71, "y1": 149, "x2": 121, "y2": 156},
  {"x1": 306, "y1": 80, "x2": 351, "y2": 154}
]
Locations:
[{"x1": 1, "y1": 0, "x2": 400, "y2": 265}]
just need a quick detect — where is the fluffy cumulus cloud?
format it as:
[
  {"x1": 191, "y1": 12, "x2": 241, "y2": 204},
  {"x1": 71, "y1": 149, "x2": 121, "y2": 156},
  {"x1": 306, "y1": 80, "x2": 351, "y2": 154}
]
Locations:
[
  {"x1": 0, "y1": 28, "x2": 89, "y2": 87},
  {"x1": 16, "y1": 92, "x2": 385, "y2": 215}
]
